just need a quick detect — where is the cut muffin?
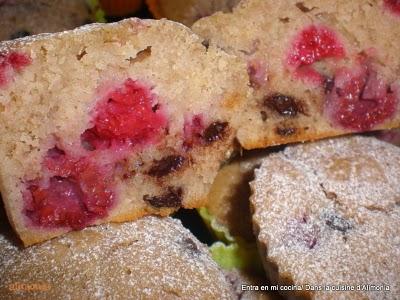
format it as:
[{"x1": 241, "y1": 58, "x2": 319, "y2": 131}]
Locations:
[
  {"x1": 193, "y1": 0, "x2": 400, "y2": 149},
  {"x1": 0, "y1": 216, "x2": 236, "y2": 299},
  {"x1": 0, "y1": 0, "x2": 90, "y2": 41},
  {"x1": 0, "y1": 18, "x2": 249, "y2": 245},
  {"x1": 146, "y1": 0, "x2": 240, "y2": 26},
  {"x1": 251, "y1": 136, "x2": 400, "y2": 299}
]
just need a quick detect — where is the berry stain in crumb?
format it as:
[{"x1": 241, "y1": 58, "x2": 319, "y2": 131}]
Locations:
[
  {"x1": 183, "y1": 114, "x2": 205, "y2": 149},
  {"x1": 0, "y1": 51, "x2": 31, "y2": 87}
]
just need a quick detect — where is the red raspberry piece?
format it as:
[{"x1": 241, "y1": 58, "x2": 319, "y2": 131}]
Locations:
[
  {"x1": 324, "y1": 64, "x2": 398, "y2": 131},
  {"x1": 25, "y1": 147, "x2": 115, "y2": 229},
  {"x1": 26, "y1": 177, "x2": 88, "y2": 229},
  {"x1": 0, "y1": 51, "x2": 31, "y2": 87},
  {"x1": 81, "y1": 79, "x2": 167, "y2": 150},
  {"x1": 287, "y1": 25, "x2": 345, "y2": 84}
]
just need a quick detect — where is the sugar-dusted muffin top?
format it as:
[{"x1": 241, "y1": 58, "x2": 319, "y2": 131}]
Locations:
[
  {"x1": 251, "y1": 136, "x2": 400, "y2": 299},
  {"x1": 0, "y1": 216, "x2": 236, "y2": 299}
]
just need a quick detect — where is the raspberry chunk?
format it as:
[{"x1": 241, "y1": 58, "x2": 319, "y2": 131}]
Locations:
[
  {"x1": 81, "y1": 79, "x2": 167, "y2": 150},
  {"x1": 0, "y1": 51, "x2": 31, "y2": 87},
  {"x1": 24, "y1": 147, "x2": 115, "y2": 229},
  {"x1": 26, "y1": 177, "x2": 88, "y2": 229},
  {"x1": 287, "y1": 25, "x2": 345, "y2": 84},
  {"x1": 324, "y1": 64, "x2": 397, "y2": 131},
  {"x1": 384, "y1": 0, "x2": 400, "y2": 16}
]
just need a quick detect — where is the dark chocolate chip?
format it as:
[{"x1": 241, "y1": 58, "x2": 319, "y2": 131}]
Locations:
[
  {"x1": 203, "y1": 121, "x2": 229, "y2": 144},
  {"x1": 275, "y1": 126, "x2": 296, "y2": 136},
  {"x1": 264, "y1": 93, "x2": 302, "y2": 117},
  {"x1": 325, "y1": 214, "x2": 352, "y2": 233},
  {"x1": 279, "y1": 17, "x2": 290, "y2": 23},
  {"x1": 260, "y1": 110, "x2": 268, "y2": 121},
  {"x1": 323, "y1": 77, "x2": 335, "y2": 94},
  {"x1": 148, "y1": 155, "x2": 185, "y2": 178},
  {"x1": 76, "y1": 49, "x2": 87, "y2": 61},
  {"x1": 295, "y1": 2, "x2": 314, "y2": 12},
  {"x1": 143, "y1": 187, "x2": 183, "y2": 208},
  {"x1": 10, "y1": 30, "x2": 31, "y2": 40}
]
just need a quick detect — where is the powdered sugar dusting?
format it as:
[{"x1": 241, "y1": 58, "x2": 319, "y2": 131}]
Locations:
[
  {"x1": 251, "y1": 136, "x2": 400, "y2": 299},
  {"x1": 0, "y1": 217, "x2": 235, "y2": 299}
]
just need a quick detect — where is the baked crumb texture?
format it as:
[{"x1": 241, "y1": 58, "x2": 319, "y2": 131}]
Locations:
[
  {"x1": 193, "y1": 0, "x2": 400, "y2": 149},
  {"x1": 0, "y1": 18, "x2": 250, "y2": 245},
  {"x1": 251, "y1": 136, "x2": 400, "y2": 299}
]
